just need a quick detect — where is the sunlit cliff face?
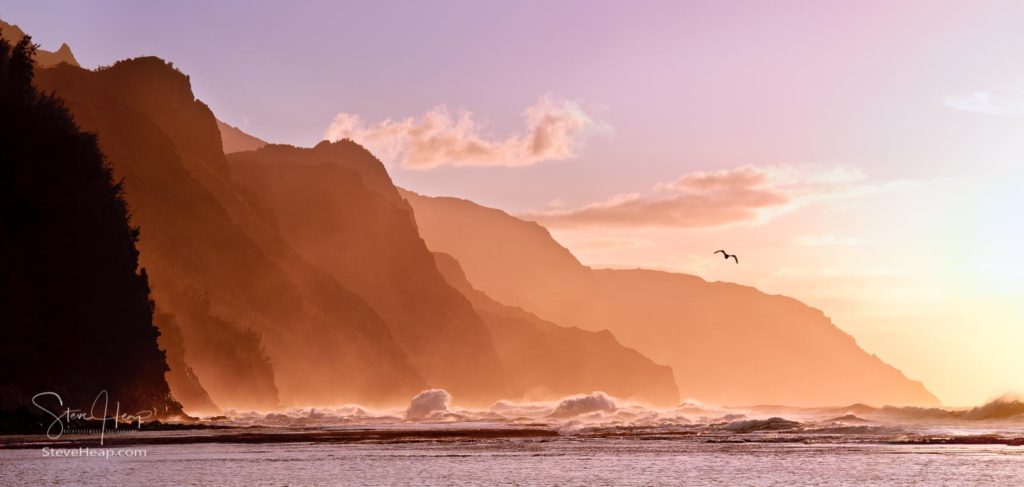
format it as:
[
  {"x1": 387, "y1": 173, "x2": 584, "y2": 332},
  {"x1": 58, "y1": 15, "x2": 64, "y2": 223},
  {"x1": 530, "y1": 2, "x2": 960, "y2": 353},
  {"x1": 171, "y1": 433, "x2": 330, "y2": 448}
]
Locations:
[
  {"x1": 538, "y1": 176, "x2": 1024, "y2": 407},
  {"x1": 403, "y1": 192, "x2": 940, "y2": 408}
]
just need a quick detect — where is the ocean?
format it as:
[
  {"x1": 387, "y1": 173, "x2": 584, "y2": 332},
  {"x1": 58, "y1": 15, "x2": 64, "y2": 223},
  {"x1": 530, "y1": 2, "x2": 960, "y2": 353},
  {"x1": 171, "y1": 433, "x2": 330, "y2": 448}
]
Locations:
[{"x1": 3, "y1": 395, "x2": 1023, "y2": 485}]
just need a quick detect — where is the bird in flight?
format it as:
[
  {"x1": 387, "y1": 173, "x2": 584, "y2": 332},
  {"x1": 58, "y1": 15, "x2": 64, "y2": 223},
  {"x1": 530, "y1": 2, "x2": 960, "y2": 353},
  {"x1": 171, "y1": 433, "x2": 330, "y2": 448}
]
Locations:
[{"x1": 714, "y1": 250, "x2": 739, "y2": 264}]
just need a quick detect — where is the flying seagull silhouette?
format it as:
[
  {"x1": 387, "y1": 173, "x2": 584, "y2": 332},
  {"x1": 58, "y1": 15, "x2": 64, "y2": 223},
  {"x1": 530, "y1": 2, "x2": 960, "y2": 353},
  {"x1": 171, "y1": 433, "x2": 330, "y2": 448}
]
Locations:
[{"x1": 714, "y1": 249, "x2": 739, "y2": 264}]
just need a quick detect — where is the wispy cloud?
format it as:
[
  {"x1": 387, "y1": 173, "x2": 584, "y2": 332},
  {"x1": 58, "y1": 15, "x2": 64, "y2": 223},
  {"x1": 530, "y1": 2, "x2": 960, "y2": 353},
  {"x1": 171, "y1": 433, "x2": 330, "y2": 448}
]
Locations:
[
  {"x1": 794, "y1": 234, "x2": 862, "y2": 247},
  {"x1": 324, "y1": 96, "x2": 606, "y2": 169},
  {"x1": 945, "y1": 89, "x2": 1024, "y2": 116},
  {"x1": 524, "y1": 165, "x2": 875, "y2": 229}
]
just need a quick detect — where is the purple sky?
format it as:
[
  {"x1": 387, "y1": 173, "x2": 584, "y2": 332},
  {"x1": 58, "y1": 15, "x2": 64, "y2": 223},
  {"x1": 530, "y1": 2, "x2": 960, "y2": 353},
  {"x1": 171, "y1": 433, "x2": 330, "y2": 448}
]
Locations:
[{"x1": 7, "y1": 0, "x2": 1019, "y2": 208}]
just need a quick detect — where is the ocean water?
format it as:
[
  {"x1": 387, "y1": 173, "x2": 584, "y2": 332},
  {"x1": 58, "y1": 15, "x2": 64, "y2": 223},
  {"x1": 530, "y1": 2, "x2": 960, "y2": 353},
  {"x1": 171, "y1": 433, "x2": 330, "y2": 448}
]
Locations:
[
  {"x1": 3, "y1": 393, "x2": 1023, "y2": 485},
  {"x1": 2, "y1": 435, "x2": 1023, "y2": 486}
]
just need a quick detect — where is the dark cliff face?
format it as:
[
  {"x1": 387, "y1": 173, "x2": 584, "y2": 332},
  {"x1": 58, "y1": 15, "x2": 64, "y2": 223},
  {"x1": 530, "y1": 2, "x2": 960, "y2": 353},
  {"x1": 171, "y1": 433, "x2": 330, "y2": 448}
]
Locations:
[
  {"x1": 35, "y1": 58, "x2": 426, "y2": 409},
  {"x1": 405, "y1": 191, "x2": 941, "y2": 407},
  {"x1": 154, "y1": 309, "x2": 220, "y2": 415},
  {"x1": 431, "y1": 252, "x2": 680, "y2": 405},
  {"x1": 228, "y1": 142, "x2": 509, "y2": 405},
  {"x1": 0, "y1": 36, "x2": 179, "y2": 416}
]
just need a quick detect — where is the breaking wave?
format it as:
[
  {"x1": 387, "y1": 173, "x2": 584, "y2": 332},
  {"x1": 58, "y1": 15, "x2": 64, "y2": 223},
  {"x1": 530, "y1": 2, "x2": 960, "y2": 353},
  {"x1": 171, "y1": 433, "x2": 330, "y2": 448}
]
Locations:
[
  {"x1": 961, "y1": 396, "x2": 1024, "y2": 420},
  {"x1": 206, "y1": 392, "x2": 1024, "y2": 433},
  {"x1": 550, "y1": 392, "x2": 616, "y2": 418},
  {"x1": 721, "y1": 417, "x2": 801, "y2": 433},
  {"x1": 405, "y1": 389, "x2": 451, "y2": 419}
]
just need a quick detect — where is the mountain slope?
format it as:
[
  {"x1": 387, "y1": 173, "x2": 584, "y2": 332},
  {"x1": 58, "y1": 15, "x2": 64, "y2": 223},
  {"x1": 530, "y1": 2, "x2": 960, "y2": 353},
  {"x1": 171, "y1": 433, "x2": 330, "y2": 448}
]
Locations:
[
  {"x1": 227, "y1": 142, "x2": 509, "y2": 405},
  {"x1": 400, "y1": 189, "x2": 595, "y2": 316},
  {"x1": 0, "y1": 35, "x2": 178, "y2": 416},
  {"x1": 588, "y1": 268, "x2": 938, "y2": 406},
  {"x1": 0, "y1": 20, "x2": 79, "y2": 67},
  {"x1": 35, "y1": 58, "x2": 426, "y2": 409},
  {"x1": 403, "y1": 191, "x2": 940, "y2": 407},
  {"x1": 432, "y1": 252, "x2": 679, "y2": 405},
  {"x1": 155, "y1": 309, "x2": 220, "y2": 415},
  {"x1": 217, "y1": 119, "x2": 266, "y2": 153}
]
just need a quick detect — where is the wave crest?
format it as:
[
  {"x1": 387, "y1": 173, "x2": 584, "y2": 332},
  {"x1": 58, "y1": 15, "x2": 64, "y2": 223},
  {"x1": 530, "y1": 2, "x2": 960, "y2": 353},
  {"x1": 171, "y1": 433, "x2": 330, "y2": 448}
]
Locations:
[
  {"x1": 551, "y1": 392, "x2": 616, "y2": 418},
  {"x1": 406, "y1": 389, "x2": 451, "y2": 420}
]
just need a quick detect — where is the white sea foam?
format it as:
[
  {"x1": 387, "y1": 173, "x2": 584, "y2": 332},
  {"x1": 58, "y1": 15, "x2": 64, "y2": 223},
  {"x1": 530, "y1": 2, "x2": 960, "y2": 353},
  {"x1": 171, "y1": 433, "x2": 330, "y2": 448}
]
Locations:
[{"x1": 405, "y1": 389, "x2": 452, "y2": 419}]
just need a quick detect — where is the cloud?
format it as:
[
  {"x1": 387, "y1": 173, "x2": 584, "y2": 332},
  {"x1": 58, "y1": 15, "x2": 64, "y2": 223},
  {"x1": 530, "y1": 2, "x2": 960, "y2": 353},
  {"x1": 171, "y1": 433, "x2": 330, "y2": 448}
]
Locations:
[
  {"x1": 524, "y1": 165, "x2": 870, "y2": 229},
  {"x1": 545, "y1": 197, "x2": 566, "y2": 209},
  {"x1": 324, "y1": 96, "x2": 605, "y2": 169},
  {"x1": 945, "y1": 89, "x2": 1024, "y2": 116},
  {"x1": 794, "y1": 234, "x2": 862, "y2": 247}
]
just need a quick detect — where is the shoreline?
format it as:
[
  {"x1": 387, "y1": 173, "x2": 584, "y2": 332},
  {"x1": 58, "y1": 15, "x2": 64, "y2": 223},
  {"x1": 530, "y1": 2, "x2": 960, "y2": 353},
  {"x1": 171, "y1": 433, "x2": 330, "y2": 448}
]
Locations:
[{"x1": 3, "y1": 424, "x2": 1021, "y2": 449}]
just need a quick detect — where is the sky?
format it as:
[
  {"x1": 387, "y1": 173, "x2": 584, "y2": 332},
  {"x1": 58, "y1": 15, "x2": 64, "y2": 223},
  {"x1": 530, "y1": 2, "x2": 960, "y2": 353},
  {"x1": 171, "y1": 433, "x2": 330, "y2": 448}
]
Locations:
[{"x1": 3, "y1": 0, "x2": 1022, "y2": 406}]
